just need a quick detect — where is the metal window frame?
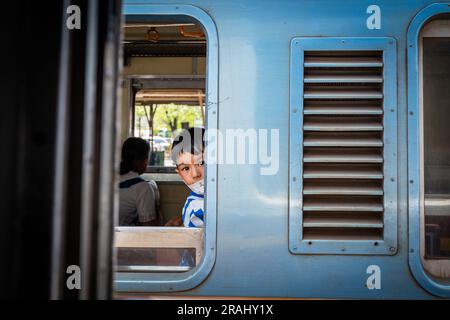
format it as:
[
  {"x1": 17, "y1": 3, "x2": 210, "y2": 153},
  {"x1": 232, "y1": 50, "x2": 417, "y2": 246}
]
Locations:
[
  {"x1": 419, "y1": 19, "x2": 450, "y2": 281},
  {"x1": 289, "y1": 37, "x2": 398, "y2": 255},
  {"x1": 115, "y1": 4, "x2": 218, "y2": 293},
  {"x1": 407, "y1": 2, "x2": 450, "y2": 298}
]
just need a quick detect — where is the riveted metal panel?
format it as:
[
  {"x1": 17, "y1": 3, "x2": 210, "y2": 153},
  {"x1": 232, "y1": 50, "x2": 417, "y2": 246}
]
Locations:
[{"x1": 289, "y1": 37, "x2": 398, "y2": 255}]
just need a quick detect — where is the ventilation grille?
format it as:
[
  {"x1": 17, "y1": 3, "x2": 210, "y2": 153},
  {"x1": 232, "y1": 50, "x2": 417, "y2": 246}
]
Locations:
[{"x1": 302, "y1": 51, "x2": 384, "y2": 241}]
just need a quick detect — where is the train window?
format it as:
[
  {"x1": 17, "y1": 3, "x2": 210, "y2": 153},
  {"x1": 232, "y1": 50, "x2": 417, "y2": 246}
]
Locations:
[
  {"x1": 114, "y1": 7, "x2": 218, "y2": 290},
  {"x1": 133, "y1": 90, "x2": 205, "y2": 167},
  {"x1": 289, "y1": 37, "x2": 398, "y2": 255},
  {"x1": 131, "y1": 79, "x2": 205, "y2": 170},
  {"x1": 419, "y1": 18, "x2": 450, "y2": 279}
]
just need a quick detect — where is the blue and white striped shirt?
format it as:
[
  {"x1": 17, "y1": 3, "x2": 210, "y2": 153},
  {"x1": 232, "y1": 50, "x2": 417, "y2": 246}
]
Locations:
[{"x1": 182, "y1": 191, "x2": 204, "y2": 228}]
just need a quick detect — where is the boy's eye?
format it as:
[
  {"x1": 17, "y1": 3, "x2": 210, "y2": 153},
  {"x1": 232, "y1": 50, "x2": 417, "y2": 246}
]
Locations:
[{"x1": 181, "y1": 167, "x2": 189, "y2": 171}]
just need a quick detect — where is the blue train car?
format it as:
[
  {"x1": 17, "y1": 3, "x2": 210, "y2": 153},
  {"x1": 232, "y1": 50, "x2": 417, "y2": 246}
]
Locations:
[
  {"x1": 2, "y1": 0, "x2": 450, "y2": 301},
  {"x1": 111, "y1": 0, "x2": 450, "y2": 299}
]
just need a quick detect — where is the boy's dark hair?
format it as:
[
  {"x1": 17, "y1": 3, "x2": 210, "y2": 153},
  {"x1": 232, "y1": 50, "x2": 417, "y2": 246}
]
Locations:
[
  {"x1": 120, "y1": 137, "x2": 150, "y2": 175},
  {"x1": 171, "y1": 127, "x2": 205, "y2": 164}
]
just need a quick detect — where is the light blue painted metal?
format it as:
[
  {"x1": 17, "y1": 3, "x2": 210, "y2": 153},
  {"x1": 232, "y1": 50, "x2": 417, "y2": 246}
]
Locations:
[
  {"x1": 117, "y1": 0, "x2": 450, "y2": 299},
  {"x1": 407, "y1": 2, "x2": 450, "y2": 298},
  {"x1": 289, "y1": 37, "x2": 398, "y2": 255}
]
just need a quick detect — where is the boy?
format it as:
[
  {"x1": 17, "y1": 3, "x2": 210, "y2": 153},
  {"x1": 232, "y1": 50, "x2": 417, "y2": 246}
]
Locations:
[{"x1": 166, "y1": 127, "x2": 205, "y2": 228}]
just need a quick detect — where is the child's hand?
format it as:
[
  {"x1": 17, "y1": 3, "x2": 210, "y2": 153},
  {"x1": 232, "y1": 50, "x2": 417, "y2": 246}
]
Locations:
[{"x1": 165, "y1": 216, "x2": 183, "y2": 227}]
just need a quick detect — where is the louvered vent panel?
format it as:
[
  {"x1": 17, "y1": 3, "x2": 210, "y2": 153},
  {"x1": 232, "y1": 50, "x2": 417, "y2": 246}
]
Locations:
[{"x1": 302, "y1": 51, "x2": 384, "y2": 241}]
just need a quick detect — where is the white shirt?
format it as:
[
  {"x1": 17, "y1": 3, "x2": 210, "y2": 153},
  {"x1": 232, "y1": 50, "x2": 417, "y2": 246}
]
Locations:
[{"x1": 119, "y1": 171, "x2": 157, "y2": 226}]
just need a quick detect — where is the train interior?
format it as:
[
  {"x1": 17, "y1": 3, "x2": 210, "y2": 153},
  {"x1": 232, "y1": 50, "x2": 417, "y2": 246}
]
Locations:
[{"x1": 115, "y1": 16, "x2": 207, "y2": 273}]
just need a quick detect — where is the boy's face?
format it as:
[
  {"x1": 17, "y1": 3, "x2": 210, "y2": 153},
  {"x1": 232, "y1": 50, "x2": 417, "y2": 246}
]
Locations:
[{"x1": 175, "y1": 152, "x2": 204, "y2": 186}]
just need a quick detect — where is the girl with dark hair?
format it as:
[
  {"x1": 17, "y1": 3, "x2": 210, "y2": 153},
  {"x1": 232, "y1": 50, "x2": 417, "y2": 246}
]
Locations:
[{"x1": 119, "y1": 137, "x2": 160, "y2": 226}]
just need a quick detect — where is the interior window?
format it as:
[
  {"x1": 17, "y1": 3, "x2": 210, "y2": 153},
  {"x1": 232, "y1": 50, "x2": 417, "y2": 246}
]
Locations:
[
  {"x1": 134, "y1": 89, "x2": 205, "y2": 168},
  {"x1": 423, "y1": 37, "x2": 450, "y2": 259},
  {"x1": 420, "y1": 17, "x2": 450, "y2": 278}
]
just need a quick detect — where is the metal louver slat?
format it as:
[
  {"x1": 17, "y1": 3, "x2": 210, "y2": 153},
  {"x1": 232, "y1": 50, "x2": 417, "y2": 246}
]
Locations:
[
  {"x1": 304, "y1": 117, "x2": 383, "y2": 131},
  {"x1": 304, "y1": 56, "x2": 383, "y2": 68},
  {"x1": 303, "y1": 164, "x2": 383, "y2": 180},
  {"x1": 303, "y1": 180, "x2": 383, "y2": 195},
  {"x1": 304, "y1": 100, "x2": 383, "y2": 116},
  {"x1": 303, "y1": 197, "x2": 384, "y2": 212},
  {"x1": 304, "y1": 90, "x2": 383, "y2": 99},
  {"x1": 304, "y1": 138, "x2": 382, "y2": 147},
  {"x1": 304, "y1": 132, "x2": 383, "y2": 147},
  {"x1": 303, "y1": 148, "x2": 383, "y2": 163},
  {"x1": 304, "y1": 75, "x2": 383, "y2": 83},
  {"x1": 303, "y1": 217, "x2": 384, "y2": 229},
  {"x1": 304, "y1": 105, "x2": 383, "y2": 115}
]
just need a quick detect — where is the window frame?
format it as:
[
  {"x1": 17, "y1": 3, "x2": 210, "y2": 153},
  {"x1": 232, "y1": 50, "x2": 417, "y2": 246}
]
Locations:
[
  {"x1": 407, "y1": 2, "x2": 450, "y2": 298},
  {"x1": 419, "y1": 19, "x2": 450, "y2": 279},
  {"x1": 289, "y1": 37, "x2": 398, "y2": 255},
  {"x1": 115, "y1": 4, "x2": 218, "y2": 293}
]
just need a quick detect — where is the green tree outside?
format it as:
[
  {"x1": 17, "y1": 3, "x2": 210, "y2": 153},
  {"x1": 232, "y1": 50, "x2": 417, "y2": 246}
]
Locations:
[{"x1": 135, "y1": 103, "x2": 203, "y2": 138}]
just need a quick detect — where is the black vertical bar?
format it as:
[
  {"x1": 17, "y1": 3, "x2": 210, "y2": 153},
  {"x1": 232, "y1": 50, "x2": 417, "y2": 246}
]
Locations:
[
  {"x1": 0, "y1": 0, "x2": 63, "y2": 299},
  {"x1": 61, "y1": 0, "x2": 88, "y2": 299},
  {"x1": 96, "y1": 0, "x2": 123, "y2": 299},
  {"x1": 51, "y1": 0, "x2": 73, "y2": 300},
  {"x1": 79, "y1": 0, "x2": 99, "y2": 300}
]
